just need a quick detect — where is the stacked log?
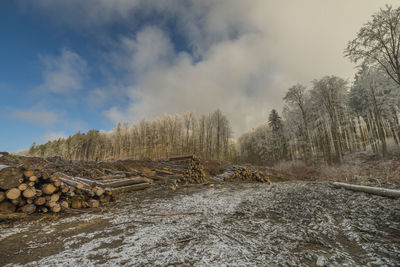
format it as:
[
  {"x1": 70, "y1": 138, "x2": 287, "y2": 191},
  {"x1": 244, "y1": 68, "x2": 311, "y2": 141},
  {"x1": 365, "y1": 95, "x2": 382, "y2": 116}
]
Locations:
[
  {"x1": 148, "y1": 155, "x2": 208, "y2": 185},
  {"x1": 224, "y1": 166, "x2": 271, "y2": 183},
  {"x1": 181, "y1": 157, "x2": 207, "y2": 184},
  {"x1": 0, "y1": 165, "x2": 114, "y2": 214}
]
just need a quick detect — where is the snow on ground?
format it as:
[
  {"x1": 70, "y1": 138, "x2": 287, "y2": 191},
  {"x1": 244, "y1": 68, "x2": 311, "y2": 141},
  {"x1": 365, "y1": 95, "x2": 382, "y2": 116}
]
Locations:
[{"x1": 1, "y1": 182, "x2": 400, "y2": 266}]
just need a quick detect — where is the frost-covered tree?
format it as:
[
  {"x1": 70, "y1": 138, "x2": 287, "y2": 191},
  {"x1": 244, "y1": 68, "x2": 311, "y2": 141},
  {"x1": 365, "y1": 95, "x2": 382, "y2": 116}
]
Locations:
[
  {"x1": 28, "y1": 110, "x2": 236, "y2": 161},
  {"x1": 310, "y1": 76, "x2": 348, "y2": 164},
  {"x1": 346, "y1": 5, "x2": 400, "y2": 86},
  {"x1": 349, "y1": 65, "x2": 400, "y2": 158},
  {"x1": 283, "y1": 84, "x2": 312, "y2": 164}
]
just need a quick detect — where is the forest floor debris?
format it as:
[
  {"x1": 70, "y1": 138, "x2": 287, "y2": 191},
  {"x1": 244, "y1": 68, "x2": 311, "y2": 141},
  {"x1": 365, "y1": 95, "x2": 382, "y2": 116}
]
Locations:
[{"x1": 0, "y1": 182, "x2": 399, "y2": 266}]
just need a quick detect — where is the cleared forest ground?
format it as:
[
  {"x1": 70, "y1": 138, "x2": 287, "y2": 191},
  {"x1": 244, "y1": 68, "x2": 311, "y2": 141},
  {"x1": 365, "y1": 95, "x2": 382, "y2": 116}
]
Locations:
[{"x1": 1, "y1": 181, "x2": 399, "y2": 266}]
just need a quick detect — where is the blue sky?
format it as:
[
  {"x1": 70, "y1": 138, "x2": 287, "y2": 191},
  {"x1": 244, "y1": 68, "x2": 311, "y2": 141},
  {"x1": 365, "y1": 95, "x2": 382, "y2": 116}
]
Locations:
[
  {"x1": 0, "y1": 0, "x2": 395, "y2": 152},
  {"x1": 0, "y1": 1, "x2": 147, "y2": 151}
]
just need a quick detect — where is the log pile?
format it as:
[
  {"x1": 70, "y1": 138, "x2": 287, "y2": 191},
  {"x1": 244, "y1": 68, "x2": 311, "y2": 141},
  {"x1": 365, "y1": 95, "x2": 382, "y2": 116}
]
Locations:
[
  {"x1": 182, "y1": 157, "x2": 207, "y2": 184},
  {"x1": 150, "y1": 155, "x2": 207, "y2": 185},
  {"x1": 0, "y1": 164, "x2": 112, "y2": 214},
  {"x1": 0, "y1": 163, "x2": 153, "y2": 215},
  {"x1": 224, "y1": 166, "x2": 271, "y2": 183}
]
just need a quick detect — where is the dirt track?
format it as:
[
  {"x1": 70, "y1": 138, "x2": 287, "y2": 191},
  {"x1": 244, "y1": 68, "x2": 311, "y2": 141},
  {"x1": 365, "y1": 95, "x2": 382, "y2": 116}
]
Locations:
[{"x1": 1, "y1": 181, "x2": 400, "y2": 266}]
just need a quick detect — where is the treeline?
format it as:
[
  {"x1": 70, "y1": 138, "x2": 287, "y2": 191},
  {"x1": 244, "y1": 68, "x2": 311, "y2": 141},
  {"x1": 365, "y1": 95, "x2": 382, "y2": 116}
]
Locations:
[
  {"x1": 238, "y1": 5, "x2": 400, "y2": 165},
  {"x1": 28, "y1": 110, "x2": 236, "y2": 161},
  {"x1": 239, "y1": 72, "x2": 399, "y2": 165}
]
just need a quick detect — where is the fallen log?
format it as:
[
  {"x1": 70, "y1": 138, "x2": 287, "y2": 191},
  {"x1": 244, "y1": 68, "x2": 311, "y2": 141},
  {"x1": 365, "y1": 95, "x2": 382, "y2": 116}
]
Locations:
[
  {"x1": 155, "y1": 169, "x2": 175, "y2": 175},
  {"x1": 73, "y1": 177, "x2": 99, "y2": 187},
  {"x1": 0, "y1": 212, "x2": 27, "y2": 221},
  {"x1": 0, "y1": 165, "x2": 23, "y2": 190},
  {"x1": 58, "y1": 178, "x2": 84, "y2": 189},
  {"x1": 55, "y1": 173, "x2": 92, "y2": 190},
  {"x1": 105, "y1": 183, "x2": 150, "y2": 194},
  {"x1": 145, "y1": 212, "x2": 202, "y2": 216},
  {"x1": 168, "y1": 155, "x2": 196, "y2": 161},
  {"x1": 333, "y1": 182, "x2": 400, "y2": 198},
  {"x1": 96, "y1": 174, "x2": 127, "y2": 180},
  {"x1": 100, "y1": 177, "x2": 153, "y2": 188}
]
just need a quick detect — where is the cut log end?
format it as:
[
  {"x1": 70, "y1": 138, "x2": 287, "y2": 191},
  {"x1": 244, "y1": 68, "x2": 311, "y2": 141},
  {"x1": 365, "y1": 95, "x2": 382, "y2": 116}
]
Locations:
[
  {"x1": 6, "y1": 188, "x2": 21, "y2": 200},
  {"x1": 41, "y1": 184, "x2": 57, "y2": 195},
  {"x1": 22, "y1": 187, "x2": 36, "y2": 198},
  {"x1": 21, "y1": 204, "x2": 36, "y2": 214},
  {"x1": 51, "y1": 204, "x2": 61, "y2": 213}
]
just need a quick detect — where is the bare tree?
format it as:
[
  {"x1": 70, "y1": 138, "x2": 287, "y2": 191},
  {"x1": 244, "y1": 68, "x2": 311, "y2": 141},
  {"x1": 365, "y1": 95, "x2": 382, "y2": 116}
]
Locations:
[
  {"x1": 310, "y1": 76, "x2": 348, "y2": 164},
  {"x1": 283, "y1": 84, "x2": 312, "y2": 164},
  {"x1": 345, "y1": 5, "x2": 400, "y2": 86}
]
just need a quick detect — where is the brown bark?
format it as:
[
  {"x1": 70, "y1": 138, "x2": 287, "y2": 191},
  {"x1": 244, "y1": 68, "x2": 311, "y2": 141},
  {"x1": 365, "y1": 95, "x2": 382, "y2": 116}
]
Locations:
[
  {"x1": 333, "y1": 182, "x2": 400, "y2": 198},
  {"x1": 106, "y1": 183, "x2": 150, "y2": 194},
  {"x1": 0, "y1": 201, "x2": 16, "y2": 213},
  {"x1": 100, "y1": 177, "x2": 152, "y2": 188},
  {"x1": 0, "y1": 165, "x2": 23, "y2": 190}
]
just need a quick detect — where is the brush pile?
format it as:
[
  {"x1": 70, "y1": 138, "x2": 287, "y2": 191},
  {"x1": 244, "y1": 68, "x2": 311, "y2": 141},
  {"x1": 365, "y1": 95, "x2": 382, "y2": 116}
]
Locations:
[{"x1": 224, "y1": 166, "x2": 271, "y2": 183}]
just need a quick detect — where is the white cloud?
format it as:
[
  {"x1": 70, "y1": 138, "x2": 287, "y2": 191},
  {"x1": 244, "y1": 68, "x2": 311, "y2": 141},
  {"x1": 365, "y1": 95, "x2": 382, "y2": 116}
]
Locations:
[
  {"x1": 39, "y1": 48, "x2": 87, "y2": 94},
  {"x1": 12, "y1": 109, "x2": 59, "y2": 125},
  {"x1": 22, "y1": 0, "x2": 400, "y2": 137}
]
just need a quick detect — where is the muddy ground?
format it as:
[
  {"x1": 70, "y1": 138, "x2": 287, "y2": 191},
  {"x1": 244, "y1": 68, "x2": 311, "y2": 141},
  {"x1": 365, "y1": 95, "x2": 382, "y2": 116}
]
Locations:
[{"x1": 1, "y1": 181, "x2": 399, "y2": 266}]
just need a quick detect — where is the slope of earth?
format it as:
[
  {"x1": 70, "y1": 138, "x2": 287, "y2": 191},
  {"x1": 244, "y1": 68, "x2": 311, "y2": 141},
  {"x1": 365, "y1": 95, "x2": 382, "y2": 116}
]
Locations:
[{"x1": 1, "y1": 182, "x2": 399, "y2": 266}]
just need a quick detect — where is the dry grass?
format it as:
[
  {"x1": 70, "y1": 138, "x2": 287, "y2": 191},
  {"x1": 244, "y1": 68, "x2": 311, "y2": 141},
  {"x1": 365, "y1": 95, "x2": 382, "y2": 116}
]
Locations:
[{"x1": 275, "y1": 145, "x2": 400, "y2": 189}]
